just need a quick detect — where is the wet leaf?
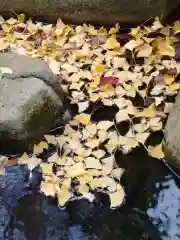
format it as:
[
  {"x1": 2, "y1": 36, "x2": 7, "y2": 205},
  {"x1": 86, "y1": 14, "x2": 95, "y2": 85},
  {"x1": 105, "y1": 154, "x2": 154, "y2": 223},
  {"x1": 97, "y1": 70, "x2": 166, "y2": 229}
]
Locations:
[
  {"x1": 109, "y1": 188, "x2": 125, "y2": 208},
  {"x1": 148, "y1": 144, "x2": 165, "y2": 159}
]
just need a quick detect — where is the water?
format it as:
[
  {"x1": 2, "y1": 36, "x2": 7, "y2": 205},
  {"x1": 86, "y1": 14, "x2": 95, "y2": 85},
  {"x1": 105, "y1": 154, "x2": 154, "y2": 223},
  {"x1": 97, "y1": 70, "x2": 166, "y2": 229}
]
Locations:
[{"x1": 0, "y1": 144, "x2": 179, "y2": 240}]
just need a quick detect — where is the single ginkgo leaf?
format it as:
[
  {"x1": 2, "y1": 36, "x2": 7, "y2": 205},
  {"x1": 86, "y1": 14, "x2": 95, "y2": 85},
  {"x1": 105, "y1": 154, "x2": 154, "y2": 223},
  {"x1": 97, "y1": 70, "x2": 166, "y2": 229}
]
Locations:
[
  {"x1": 78, "y1": 101, "x2": 89, "y2": 113},
  {"x1": 109, "y1": 188, "x2": 125, "y2": 208},
  {"x1": 40, "y1": 181, "x2": 56, "y2": 197},
  {"x1": 124, "y1": 39, "x2": 143, "y2": 51},
  {"x1": 44, "y1": 135, "x2": 57, "y2": 145},
  {"x1": 82, "y1": 193, "x2": 95, "y2": 202},
  {"x1": 76, "y1": 113, "x2": 91, "y2": 125},
  {"x1": 40, "y1": 163, "x2": 53, "y2": 176},
  {"x1": 111, "y1": 168, "x2": 124, "y2": 180},
  {"x1": 148, "y1": 118, "x2": 163, "y2": 131},
  {"x1": 85, "y1": 138, "x2": 100, "y2": 148},
  {"x1": 157, "y1": 38, "x2": 175, "y2": 57},
  {"x1": 91, "y1": 149, "x2": 106, "y2": 159},
  {"x1": 33, "y1": 143, "x2": 44, "y2": 155},
  {"x1": 138, "y1": 104, "x2": 156, "y2": 118},
  {"x1": 115, "y1": 109, "x2": 129, "y2": 122},
  {"x1": 78, "y1": 184, "x2": 89, "y2": 195},
  {"x1": 57, "y1": 186, "x2": 72, "y2": 207},
  {"x1": 136, "y1": 132, "x2": 150, "y2": 144},
  {"x1": 61, "y1": 178, "x2": 71, "y2": 189},
  {"x1": 136, "y1": 43, "x2": 152, "y2": 58},
  {"x1": 164, "y1": 74, "x2": 175, "y2": 85},
  {"x1": 151, "y1": 17, "x2": 163, "y2": 31},
  {"x1": 67, "y1": 162, "x2": 86, "y2": 178},
  {"x1": 85, "y1": 157, "x2": 102, "y2": 170},
  {"x1": 97, "y1": 120, "x2": 113, "y2": 130},
  {"x1": 104, "y1": 35, "x2": 120, "y2": 50},
  {"x1": 148, "y1": 144, "x2": 165, "y2": 159},
  {"x1": 102, "y1": 157, "x2": 114, "y2": 175},
  {"x1": 61, "y1": 63, "x2": 78, "y2": 73}
]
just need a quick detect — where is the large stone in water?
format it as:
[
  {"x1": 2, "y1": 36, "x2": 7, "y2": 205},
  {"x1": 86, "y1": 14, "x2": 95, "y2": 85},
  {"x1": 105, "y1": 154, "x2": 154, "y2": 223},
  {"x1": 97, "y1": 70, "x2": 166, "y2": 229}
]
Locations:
[
  {"x1": 164, "y1": 92, "x2": 180, "y2": 171},
  {"x1": 0, "y1": 0, "x2": 179, "y2": 25},
  {"x1": 0, "y1": 53, "x2": 66, "y2": 154}
]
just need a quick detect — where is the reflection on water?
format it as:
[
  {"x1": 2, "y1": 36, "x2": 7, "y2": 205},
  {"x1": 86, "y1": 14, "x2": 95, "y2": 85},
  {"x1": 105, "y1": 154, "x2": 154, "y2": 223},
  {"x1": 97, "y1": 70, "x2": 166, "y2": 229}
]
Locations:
[{"x1": 147, "y1": 176, "x2": 180, "y2": 240}]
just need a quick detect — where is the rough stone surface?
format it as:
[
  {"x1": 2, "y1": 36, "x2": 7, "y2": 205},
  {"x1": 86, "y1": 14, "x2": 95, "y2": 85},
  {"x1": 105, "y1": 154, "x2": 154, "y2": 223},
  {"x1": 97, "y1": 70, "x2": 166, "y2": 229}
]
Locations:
[
  {"x1": 0, "y1": 53, "x2": 66, "y2": 154},
  {"x1": 0, "y1": 0, "x2": 179, "y2": 25},
  {"x1": 164, "y1": 93, "x2": 180, "y2": 171}
]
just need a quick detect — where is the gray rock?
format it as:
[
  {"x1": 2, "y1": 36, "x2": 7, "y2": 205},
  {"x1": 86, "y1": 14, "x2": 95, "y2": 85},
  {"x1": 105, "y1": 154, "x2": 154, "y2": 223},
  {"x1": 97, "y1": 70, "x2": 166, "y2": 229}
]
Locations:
[
  {"x1": 0, "y1": 53, "x2": 66, "y2": 154},
  {"x1": 0, "y1": 0, "x2": 179, "y2": 25},
  {"x1": 163, "y1": 93, "x2": 180, "y2": 171}
]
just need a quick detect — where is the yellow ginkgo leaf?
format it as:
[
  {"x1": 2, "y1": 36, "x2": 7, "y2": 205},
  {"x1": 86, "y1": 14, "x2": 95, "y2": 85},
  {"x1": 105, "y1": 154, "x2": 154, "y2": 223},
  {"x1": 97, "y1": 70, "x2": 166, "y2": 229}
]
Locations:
[
  {"x1": 164, "y1": 74, "x2": 175, "y2": 85},
  {"x1": 40, "y1": 163, "x2": 53, "y2": 176},
  {"x1": 157, "y1": 38, "x2": 175, "y2": 57},
  {"x1": 115, "y1": 110, "x2": 129, "y2": 122},
  {"x1": 108, "y1": 27, "x2": 117, "y2": 35},
  {"x1": 67, "y1": 162, "x2": 86, "y2": 178},
  {"x1": 136, "y1": 132, "x2": 150, "y2": 144},
  {"x1": 109, "y1": 188, "x2": 125, "y2": 208},
  {"x1": 96, "y1": 120, "x2": 113, "y2": 130},
  {"x1": 17, "y1": 13, "x2": 26, "y2": 22},
  {"x1": 148, "y1": 144, "x2": 165, "y2": 159},
  {"x1": 111, "y1": 168, "x2": 124, "y2": 180},
  {"x1": 85, "y1": 138, "x2": 100, "y2": 148},
  {"x1": 102, "y1": 157, "x2": 114, "y2": 175},
  {"x1": 40, "y1": 181, "x2": 56, "y2": 197},
  {"x1": 104, "y1": 35, "x2": 120, "y2": 50},
  {"x1": 130, "y1": 26, "x2": 141, "y2": 38},
  {"x1": 57, "y1": 186, "x2": 72, "y2": 207},
  {"x1": 44, "y1": 135, "x2": 57, "y2": 145},
  {"x1": 138, "y1": 104, "x2": 156, "y2": 118},
  {"x1": 124, "y1": 39, "x2": 143, "y2": 51},
  {"x1": 167, "y1": 83, "x2": 180, "y2": 92},
  {"x1": 95, "y1": 64, "x2": 105, "y2": 72},
  {"x1": 136, "y1": 43, "x2": 152, "y2": 58},
  {"x1": 76, "y1": 113, "x2": 91, "y2": 125},
  {"x1": 33, "y1": 141, "x2": 48, "y2": 154},
  {"x1": 78, "y1": 101, "x2": 89, "y2": 113},
  {"x1": 85, "y1": 157, "x2": 102, "y2": 170},
  {"x1": 151, "y1": 17, "x2": 163, "y2": 31},
  {"x1": 78, "y1": 184, "x2": 89, "y2": 195}
]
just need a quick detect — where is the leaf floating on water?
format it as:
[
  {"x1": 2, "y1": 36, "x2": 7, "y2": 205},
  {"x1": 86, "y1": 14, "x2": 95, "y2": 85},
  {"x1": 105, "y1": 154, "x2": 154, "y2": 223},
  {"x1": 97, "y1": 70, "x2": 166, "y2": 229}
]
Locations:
[
  {"x1": 111, "y1": 168, "x2": 124, "y2": 180},
  {"x1": 57, "y1": 186, "x2": 72, "y2": 207},
  {"x1": 109, "y1": 188, "x2": 125, "y2": 208},
  {"x1": 148, "y1": 144, "x2": 165, "y2": 159},
  {"x1": 40, "y1": 163, "x2": 53, "y2": 175},
  {"x1": 40, "y1": 181, "x2": 56, "y2": 197},
  {"x1": 78, "y1": 184, "x2": 89, "y2": 195}
]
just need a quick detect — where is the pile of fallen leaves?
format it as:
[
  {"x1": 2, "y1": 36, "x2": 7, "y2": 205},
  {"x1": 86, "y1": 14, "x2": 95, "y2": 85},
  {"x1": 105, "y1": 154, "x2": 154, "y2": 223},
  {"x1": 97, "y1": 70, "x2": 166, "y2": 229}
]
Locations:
[{"x1": 1, "y1": 14, "x2": 180, "y2": 208}]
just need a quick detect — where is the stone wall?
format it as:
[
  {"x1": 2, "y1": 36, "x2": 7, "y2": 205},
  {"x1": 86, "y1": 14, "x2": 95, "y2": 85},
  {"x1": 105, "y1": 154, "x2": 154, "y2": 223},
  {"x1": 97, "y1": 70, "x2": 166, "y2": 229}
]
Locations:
[{"x1": 0, "y1": 0, "x2": 179, "y2": 25}]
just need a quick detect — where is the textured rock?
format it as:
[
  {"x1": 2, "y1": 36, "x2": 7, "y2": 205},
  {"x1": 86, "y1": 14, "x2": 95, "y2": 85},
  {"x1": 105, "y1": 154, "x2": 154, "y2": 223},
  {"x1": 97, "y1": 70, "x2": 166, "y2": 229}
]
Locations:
[
  {"x1": 164, "y1": 93, "x2": 180, "y2": 171},
  {"x1": 0, "y1": 0, "x2": 179, "y2": 25},
  {"x1": 0, "y1": 53, "x2": 66, "y2": 154}
]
